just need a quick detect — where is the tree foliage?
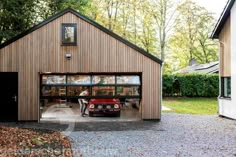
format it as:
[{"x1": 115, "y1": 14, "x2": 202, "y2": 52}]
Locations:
[
  {"x1": 0, "y1": 0, "x2": 37, "y2": 43},
  {"x1": 168, "y1": 0, "x2": 218, "y2": 72},
  {"x1": 48, "y1": 0, "x2": 91, "y2": 14},
  {"x1": 0, "y1": 0, "x2": 90, "y2": 44},
  {"x1": 151, "y1": 0, "x2": 177, "y2": 61},
  {"x1": 0, "y1": 0, "x2": 219, "y2": 74}
]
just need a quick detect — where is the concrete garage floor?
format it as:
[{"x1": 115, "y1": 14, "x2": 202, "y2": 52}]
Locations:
[{"x1": 40, "y1": 102, "x2": 141, "y2": 123}]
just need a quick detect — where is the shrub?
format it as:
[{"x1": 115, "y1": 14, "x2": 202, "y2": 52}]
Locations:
[{"x1": 163, "y1": 74, "x2": 219, "y2": 97}]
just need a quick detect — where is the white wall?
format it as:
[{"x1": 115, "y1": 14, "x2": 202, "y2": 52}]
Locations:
[{"x1": 219, "y1": 1, "x2": 236, "y2": 120}]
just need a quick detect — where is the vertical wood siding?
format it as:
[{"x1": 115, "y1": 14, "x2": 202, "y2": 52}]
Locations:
[
  {"x1": 219, "y1": 16, "x2": 231, "y2": 77},
  {"x1": 0, "y1": 13, "x2": 161, "y2": 120}
]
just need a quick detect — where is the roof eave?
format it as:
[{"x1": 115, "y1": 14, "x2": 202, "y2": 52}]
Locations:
[
  {"x1": 211, "y1": 0, "x2": 235, "y2": 39},
  {"x1": 0, "y1": 8, "x2": 72, "y2": 49}
]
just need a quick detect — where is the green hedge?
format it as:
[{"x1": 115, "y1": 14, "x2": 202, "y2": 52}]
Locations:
[{"x1": 163, "y1": 74, "x2": 219, "y2": 97}]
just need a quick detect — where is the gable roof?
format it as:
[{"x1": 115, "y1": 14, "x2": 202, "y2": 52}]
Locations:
[
  {"x1": 176, "y1": 61, "x2": 219, "y2": 74},
  {"x1": 0, "y1": 8, "x2": 162, "y2": 65},
  {"x1": 211, "y1": 0, "x2": 235, "y2": 38}
]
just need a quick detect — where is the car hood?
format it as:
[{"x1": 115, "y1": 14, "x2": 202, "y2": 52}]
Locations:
[{"x1": 89, "y1": 98, "x2": 120, "y2": 104}]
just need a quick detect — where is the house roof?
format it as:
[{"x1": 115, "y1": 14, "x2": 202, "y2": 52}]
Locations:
[
  {"x1": 177, "y1": 61, "x2": 219, "y2": 74},
  {"x1": 0, "y1": 8, "x2": 162, "y2": 65},
  {"x1": 211, "y1": 0, "x2": 235, "y2": 39}
]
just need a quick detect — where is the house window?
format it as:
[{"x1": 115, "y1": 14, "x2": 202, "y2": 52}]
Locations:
[
  {"x1": 221, "y1": 77, "x2": 231, "y2": 98},
  {"x1": 61, "y1": 23, "x2": 77, "y2": 45}
]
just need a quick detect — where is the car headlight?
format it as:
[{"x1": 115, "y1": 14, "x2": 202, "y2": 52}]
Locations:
[
  {"x1": 89, "y1": 104, "x2": 94, "y2": 109},
  {"x1": 114, "y1": 104, "x2": 119, "y2": 109},
  {"x1": 106, "y1": 105, "x2": 111, "y2": 109}
]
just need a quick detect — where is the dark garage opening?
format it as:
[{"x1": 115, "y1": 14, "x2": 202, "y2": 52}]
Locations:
[{"x1": 40, "y1": 73, "x2": 142, "y2": 122}]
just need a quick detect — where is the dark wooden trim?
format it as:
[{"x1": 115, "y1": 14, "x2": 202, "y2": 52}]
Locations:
[
  {"x1": 0, "y1": 9, "x2": 70, "y2": 48},
  {"x1": 40, "y1": 94, "x2": 141, "y2": 99},
  {"x1": 40, "y1": 72, "x2": 142, "y2": 75},
  {"x1": 42, "y1": 84, "x2": 91, "y2": 86},
  {"x1": 61, "y1": 23, "x2": 77, "y2": 46},
  {"x1": 211, "y1": 0, "x2": 235, "y2": 38},
  {"x1": 115, "y1": 75, "x2": 117, "y2": 96},
  {"x1": 0, "y1": 8, "x2": 162, "y2": 65}
]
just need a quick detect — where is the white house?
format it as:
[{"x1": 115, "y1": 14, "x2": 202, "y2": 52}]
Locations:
[{"x1": 211, "y1": 0, "x2": 236, "y2": 119}]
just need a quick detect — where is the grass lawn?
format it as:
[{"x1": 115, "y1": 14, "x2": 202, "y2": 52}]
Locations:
[{"x1": 163, "y1": 97, "x2": 217, "y2": 115}]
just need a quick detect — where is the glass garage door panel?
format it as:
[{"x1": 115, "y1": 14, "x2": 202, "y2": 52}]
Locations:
[
  {"x1": 92, "y1": 86, "x2": 115, "y2": 96},
  {"x1": 42, "y1": 75, "x2": 66, "y2": 84},
  {"x1": 92, "y1": 75, "x2": 115, "y2": 84},
  {"x1": 67, "y1": 75, "x2": 91, "y2": 84},
  {"x1": 67, "y1": 86, "x2": 90, "y2": 96},
  {"x1": 40, "y1": 74, "x2": 141, "y2": 98},
  {"x1": 117, "y1": 86, "x2": 140, "y2": 96},
  {"x1": 117, "y1": 75, "x2": 140, "y2": 84},
  {"x1": 41, "y1": 86, "x2": 66, "y2": 96}
]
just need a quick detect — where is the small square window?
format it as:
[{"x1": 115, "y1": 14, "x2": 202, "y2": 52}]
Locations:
[
  {"x1": 221, "y1": 77, "x2": 231, "y2": 98},
  {"x1": 61, "y1": 23, "x2": 77, "y2": 46}
]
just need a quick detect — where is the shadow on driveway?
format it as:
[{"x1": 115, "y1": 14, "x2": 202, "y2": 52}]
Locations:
[{"x1": 0, "y1": 121, "x2": 165, "y2": 132}]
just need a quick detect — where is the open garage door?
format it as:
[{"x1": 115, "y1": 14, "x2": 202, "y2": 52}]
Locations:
[
  {"x1": 40, "y1": 73, "x2": 141, "y2": 122},
  {"x1": 0, "y1": 72, "x2": 18, "y2": 121}
]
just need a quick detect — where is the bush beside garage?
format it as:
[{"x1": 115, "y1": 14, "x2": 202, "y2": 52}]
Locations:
[{"x1": 163, "y1": 74, "x2": 219, "y2": 97}]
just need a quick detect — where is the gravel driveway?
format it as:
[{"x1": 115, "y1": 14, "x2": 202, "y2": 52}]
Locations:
[
  {"x1": 68, "y1": 113, "x2": 236, "y2": 157},
  {"x1": 1, "y1": 113, "x2": 236, "y2": 157}
]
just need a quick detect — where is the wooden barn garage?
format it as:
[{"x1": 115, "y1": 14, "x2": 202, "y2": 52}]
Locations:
[{"x1": 0, "y1": 8, "x2": 162, "y2": 121}]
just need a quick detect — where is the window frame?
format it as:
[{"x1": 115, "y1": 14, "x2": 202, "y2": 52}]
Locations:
[
  {"x1": 61, "y1": 23, "x2": 77, "y2": 46},
  {"x1": 221, "y1": 77, "x2": 231, "y2": 98},
  {"x1": 40, "y1": 73, "x2": 142, "y2": 99}
]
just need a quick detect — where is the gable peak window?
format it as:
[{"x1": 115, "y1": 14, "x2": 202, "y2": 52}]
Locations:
[{"x1": 61, "y1": 23, "x2": 77, "y2": 46}]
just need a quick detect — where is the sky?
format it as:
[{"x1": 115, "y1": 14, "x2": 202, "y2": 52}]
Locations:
[{"x1": 194, "y1": 0, "x2": 228, "y2": 19}]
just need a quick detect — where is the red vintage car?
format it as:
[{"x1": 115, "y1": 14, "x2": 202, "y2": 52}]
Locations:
[{"x1": 88, "y1": 99, "x2": 121, "y2": 117}]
